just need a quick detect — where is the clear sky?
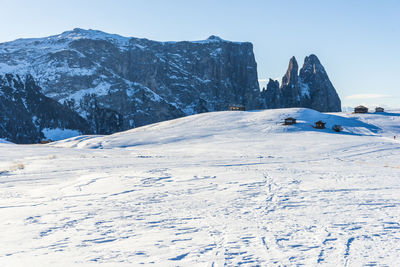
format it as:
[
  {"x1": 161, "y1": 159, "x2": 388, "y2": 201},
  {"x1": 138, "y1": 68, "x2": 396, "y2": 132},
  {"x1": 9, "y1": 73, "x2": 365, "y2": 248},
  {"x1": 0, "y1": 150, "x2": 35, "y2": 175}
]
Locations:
[{"x1": 1, "y1": 0, "x2": 399, "y2": 108}]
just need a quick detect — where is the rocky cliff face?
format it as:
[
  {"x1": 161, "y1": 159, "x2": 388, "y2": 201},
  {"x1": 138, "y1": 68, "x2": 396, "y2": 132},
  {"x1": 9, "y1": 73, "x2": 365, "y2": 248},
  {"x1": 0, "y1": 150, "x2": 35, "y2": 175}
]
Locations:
[
  {"x1": 0, "y1": 74, "x2": 89, "y2": 143},
  {"x1": 0, "y1": 29, "x2": 261, "y2": 137},
  {"x1": 261, "y1": 55, "x2": 341, "y2": 112}
]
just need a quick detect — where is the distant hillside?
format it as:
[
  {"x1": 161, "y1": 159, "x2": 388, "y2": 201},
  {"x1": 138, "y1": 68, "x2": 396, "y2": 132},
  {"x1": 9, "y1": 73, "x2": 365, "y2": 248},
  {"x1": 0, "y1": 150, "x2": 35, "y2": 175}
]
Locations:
[{"x1": 50, "y1": 108, "x2": 393, "y2": 149}]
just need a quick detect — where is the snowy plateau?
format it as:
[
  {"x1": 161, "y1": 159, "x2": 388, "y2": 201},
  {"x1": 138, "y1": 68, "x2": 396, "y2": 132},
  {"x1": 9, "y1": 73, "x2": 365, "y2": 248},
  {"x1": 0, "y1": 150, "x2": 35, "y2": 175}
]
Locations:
[{"x1": 0, "y1": 108, "x2": 399, "y2": 266}]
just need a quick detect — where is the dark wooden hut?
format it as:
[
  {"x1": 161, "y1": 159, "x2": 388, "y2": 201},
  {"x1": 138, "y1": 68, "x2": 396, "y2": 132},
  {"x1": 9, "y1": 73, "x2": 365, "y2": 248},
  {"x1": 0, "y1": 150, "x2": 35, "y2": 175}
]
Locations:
[
  {"x1": 354, "y1": 105, "x2": 368, "y2": 113},
  {"x1": 229, "y1": 105, "x2": 245, "y2": 111},
  {"x1": 375, "y1": 107, "x2": 384, "y2": 113},
  {"x1": 315, "y1": 120, "x2": 326, "y2": 129},
  {"x1": 39, "y1": 139, "x2": 53, "y2": 144},
  {"x1": 284, "y1": 117, "x2": 296, "y2": 125},
  {"x1": 332, "y1": 124, "x2": 343, "y2": 132}
]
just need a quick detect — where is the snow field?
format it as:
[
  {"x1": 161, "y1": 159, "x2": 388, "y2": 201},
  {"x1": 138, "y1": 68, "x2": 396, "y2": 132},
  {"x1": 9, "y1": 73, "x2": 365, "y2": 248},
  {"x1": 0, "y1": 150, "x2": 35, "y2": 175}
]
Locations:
[{"x1": 0, "y1": 108, "x2": 399, "y2": 266}]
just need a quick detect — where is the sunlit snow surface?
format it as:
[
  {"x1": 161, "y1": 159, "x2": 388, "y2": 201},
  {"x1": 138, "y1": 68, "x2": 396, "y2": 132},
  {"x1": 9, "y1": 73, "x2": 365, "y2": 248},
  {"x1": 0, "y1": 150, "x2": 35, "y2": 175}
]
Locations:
[{"x1": 0, "y1": 108, "x2": 399, "y2": 266}]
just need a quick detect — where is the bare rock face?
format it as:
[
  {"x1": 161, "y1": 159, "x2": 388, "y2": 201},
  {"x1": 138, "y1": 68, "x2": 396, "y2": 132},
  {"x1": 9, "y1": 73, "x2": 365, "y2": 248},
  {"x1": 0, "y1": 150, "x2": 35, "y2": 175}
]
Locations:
[
  {"x1": 282, "y1": 56, "x2": 298, "y2": 87},
  {"x1": 260, "y1": 79, "x2": 280, "y2": 108},
  {"x1": 0, "y1": 29, "x2": 261, "y2": 138},
  {"x1": 261, "y1": 55, "x2": 341, "y2": 112},
  {"x1": 299, "y1": 55, "x2": 341, "y2": 112}
]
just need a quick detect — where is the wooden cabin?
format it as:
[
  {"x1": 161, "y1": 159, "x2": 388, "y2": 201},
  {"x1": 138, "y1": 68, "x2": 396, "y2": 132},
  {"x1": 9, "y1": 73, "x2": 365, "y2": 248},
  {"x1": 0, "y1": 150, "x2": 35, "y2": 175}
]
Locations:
[
  {"x1": 354, "y1": 105, "x2": 368, "y2": 113},
  {"x1": 39, "y1": 139, "x2": 53, "y2": 144},
  {"x1": 229, "y1": 105, "x2": 245, "y2": 111},
  {"x1": 315, "y1": 120, "x2": 326, "y2": 129},
  {"x1": 284, "y1": 117, "x2": 296, "y2": 125},
  {"x1": 375, "y1": 107, "x2": 384, "y2": 113},
  {"x1": 332, "y1": 124, "x2": 343, "y2": 132}
]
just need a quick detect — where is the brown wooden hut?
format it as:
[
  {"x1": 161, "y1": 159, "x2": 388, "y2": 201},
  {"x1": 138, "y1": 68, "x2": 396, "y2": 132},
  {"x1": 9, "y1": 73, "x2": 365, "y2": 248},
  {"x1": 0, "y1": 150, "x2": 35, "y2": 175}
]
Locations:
[
  {"x1": 375, "y1": 107, "x2": 384, "y2": 113},
  {"x1": 229, "y1": 105, "x2": 245, "y2": 111},
  {"x1": 284, "y1": 117, "x2": 296, "y2": 125},
  {"x1": 39, "y1": 139, "x2": 53, "y2": 144},
  {"x1": 332, "y1": 124, "x2": 343, "y2": 132},
  {"x1": 354, "y1": 105, "x2": 368, "y2": 113},
  {"x1": 315, "y1": 120, "x2": 326, "y2": 129}
]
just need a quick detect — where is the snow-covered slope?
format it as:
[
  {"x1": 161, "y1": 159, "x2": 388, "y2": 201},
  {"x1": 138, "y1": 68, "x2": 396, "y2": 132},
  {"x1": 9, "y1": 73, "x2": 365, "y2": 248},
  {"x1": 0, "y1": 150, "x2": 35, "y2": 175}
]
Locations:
[
  {"x1": 0, "y1": 138, "x2": 12, "y2": 144},
  {"x1": 51, "y1": 108, "x2": 385, "y2": 149},
  {"x1": 0, "y1": 108, "x2": 399, "y2": 266},
  {"x1": 337, "y1": 109, "x2": 400, "y2": 138}
]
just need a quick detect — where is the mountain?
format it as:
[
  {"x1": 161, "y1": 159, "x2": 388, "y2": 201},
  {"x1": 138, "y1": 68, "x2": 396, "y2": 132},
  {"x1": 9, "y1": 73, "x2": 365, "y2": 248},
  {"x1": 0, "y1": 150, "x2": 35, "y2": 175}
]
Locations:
[
  {"x1": 0, "y1": 74, "x2": 89, "y2": 143},
  {"x1": 0, "y1": 29, "x2": 343, "y2": 143},
  {"x1": 261, "y1": 55, "x2": 341, "y2": 112},
  {"x1": 0, "y1": 28, "x2": 261, "y2": 135}
]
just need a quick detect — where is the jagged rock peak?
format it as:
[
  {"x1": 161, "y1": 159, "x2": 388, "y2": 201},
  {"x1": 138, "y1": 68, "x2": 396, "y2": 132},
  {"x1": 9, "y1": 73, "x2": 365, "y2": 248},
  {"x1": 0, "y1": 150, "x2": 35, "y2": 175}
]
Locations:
[
  {"x1": 299, "y1": 54, "x2": 341, "y2": 112},
  {"x1": 281, "y1": 56, "x2": 298, "y2": 87},
  {"x1": 305, "y1": 54, "x2": 320, "y2": 64},
  {"x1": 261, "y1": 54, "x2": 341, "y2": 112},
  {"x1": 267, "y1": 78, "x2": 280, "y2": 89},
  {"x1": 301, "y1": 54, "x2": 326, "y2": 75}
]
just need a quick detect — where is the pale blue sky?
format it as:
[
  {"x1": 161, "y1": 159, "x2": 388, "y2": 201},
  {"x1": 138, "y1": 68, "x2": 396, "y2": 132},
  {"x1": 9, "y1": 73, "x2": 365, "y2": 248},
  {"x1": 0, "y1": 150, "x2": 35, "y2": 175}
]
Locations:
[{"x1": 1, "y1": 0, "x2": 399, "y2": 108}]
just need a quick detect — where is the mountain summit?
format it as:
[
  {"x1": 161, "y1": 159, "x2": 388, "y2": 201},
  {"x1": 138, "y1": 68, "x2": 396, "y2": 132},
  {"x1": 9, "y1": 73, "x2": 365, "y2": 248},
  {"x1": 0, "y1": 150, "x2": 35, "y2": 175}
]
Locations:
[{"x1": 262, "y1": 55, "x2": 341, "y2": 112}]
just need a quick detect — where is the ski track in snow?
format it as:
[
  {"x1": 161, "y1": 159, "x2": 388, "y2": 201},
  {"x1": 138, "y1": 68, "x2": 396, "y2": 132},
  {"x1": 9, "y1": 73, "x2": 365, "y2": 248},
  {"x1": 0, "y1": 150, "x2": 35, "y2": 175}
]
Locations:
[{"x1": 0, "y1": 109, "x2": 399, "y2": 266}]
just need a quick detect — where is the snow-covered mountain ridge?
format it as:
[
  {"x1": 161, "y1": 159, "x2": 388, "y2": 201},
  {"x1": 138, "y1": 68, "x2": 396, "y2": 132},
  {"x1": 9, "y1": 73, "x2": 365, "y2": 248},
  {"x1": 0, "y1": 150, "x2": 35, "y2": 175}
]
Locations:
[
  {"x1": 0, "y1": 29, "x2": 240, "y2": 73},
  {"x1": 0, "y1": 28, "x2": 260, "y2": 137},
  {"x1": 0, "y1": 29, "x2": 240, "y2": 56}
]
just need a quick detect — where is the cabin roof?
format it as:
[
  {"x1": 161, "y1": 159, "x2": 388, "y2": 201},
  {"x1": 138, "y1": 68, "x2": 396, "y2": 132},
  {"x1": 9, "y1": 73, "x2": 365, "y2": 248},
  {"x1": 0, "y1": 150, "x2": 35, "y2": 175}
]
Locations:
[
  {"x1": 355, "y1": 105, "x2": 368, "y2": 109},
  {"x1": 285, "y1": 117, "x2": 296, "y2": 120}
]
